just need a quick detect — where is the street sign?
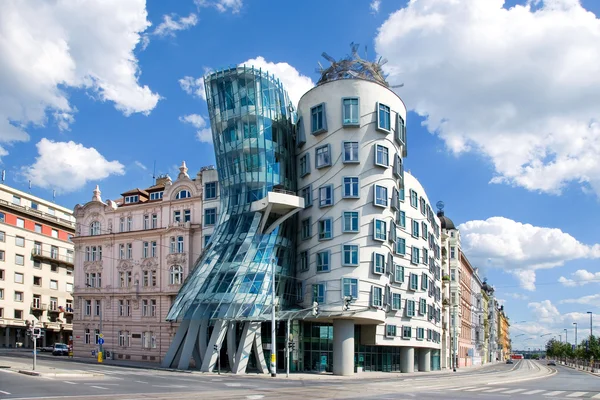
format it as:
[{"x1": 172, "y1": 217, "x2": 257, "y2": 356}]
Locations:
[
  {"x1": 99, "y1": 333, "x2": 104, "y2": 339},
  {"x1": 98, "y1": 338, "x2": 105, "y2": 345}
]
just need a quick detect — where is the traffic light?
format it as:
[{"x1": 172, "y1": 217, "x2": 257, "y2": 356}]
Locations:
[
  {"x1": 312, "y1": 301, "x2": 319, "y2": 316},
  {"x1": 32, "y1": 328, "x2": 41, "y2": 338}
]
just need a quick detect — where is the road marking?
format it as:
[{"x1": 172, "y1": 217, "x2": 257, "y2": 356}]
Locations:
[
  {"x1": 522, "y1": 390, "x2": 545, "y2": 395},
  {"x1": 134, "y1": 380, "x2": 148, "y2": 384},
  {"x1": 85, "y1": 383, "x2": 119, "y2": 386},
  {"x1": 465, "y1": 387, "x2": 489, "y2": 392},
  {"x1": 246, "y1": 396, "x2": 264, "y2": 400},
  {"x1": 544, "y1": 391, "x2": 565, "y2": 396},
  {"x1": 566, "y1": 392, "x2": 588, "y2": 398},
  {"x1": 449, "y1": 386, "x2": 476, "y2": 391},
  {"x1": 63, "y1": 381, "x2": 77, "y2": 385},
  {"x1": 151, "y1": 385, "x2": 188, "y2": 388},
  {"x1": 483, "y1": 388, "x2": 508, "y2": 392},
  {"x1": 501, "y1": 388, "x2": 526, "y2": 394},
  {"x1": 0, "y1": 391, "x2": 11, "y2": 395},
  {"x1": 89, "y1": 386, "x2": 108, "y2": 390},
  {"x1": 591, "y1": 394, "x2": 600, "y2": 399}
]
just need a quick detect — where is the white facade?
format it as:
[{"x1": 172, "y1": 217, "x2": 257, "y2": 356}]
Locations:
[
  {"x1": 295, "y1": 78, "x2": 443, "y2": 373},
  {"x1": 0, "y1": 184, "x2": 75, "y2": 348},
  {"x1": 72, "y1": 163, "x2": 218, "y2": 362}
]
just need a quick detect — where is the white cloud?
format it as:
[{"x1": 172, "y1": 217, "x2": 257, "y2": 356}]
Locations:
[
  {"x1": 239, "y1": 57, "x2": 314, "y2": 107},
  {"x1": 22, "y1": 139, "x2": 125, "y2": 193},
  {"x1": 375, "y1": 0, "x2": 600, "y2": 196},
  {"x1": 195, "y1": 0, "x2": 243, "y2": 14},
  {"x1": 179, "y1": 114, "x2": 213, "y2": 144},
  {"x1": 560, "y1": 294, "x2": 600, "y2": 307},
  {"x1": 371, "y1": 0, "x2": 381, "y2": 13},
  {"x1": 0, "y1": 0, "x2": 159, "y2": 157},
  {"x1": 558, "y1": 269, "x2": 600, "y2": 286},
  {"x1": 458, "y1": 217, "x2": 600, "y2": 290},
  {"x1": 179, "y1": 76, "x2": 207, "y2": 101},
  {"x1": 153, "y1": 13, "x2": 198, "y2": 37},
  {"x1": 506, "y1": 292, "x2": 529, "y2": 300},
  {"x1": 134, "y1": 161, "x2": 147, "y2": 170}
]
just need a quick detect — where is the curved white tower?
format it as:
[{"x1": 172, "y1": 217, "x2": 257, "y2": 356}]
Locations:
[{"x1": 295, "y1": 56, "x2": 442, "y2": 375}]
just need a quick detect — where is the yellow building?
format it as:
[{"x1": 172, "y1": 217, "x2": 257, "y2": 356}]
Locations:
[
  {"x1": 497, "y1": 307, "x2": 510, "y2": 360},
  {"x1": 481, "y1": 289, "x2": 489, "y2": 364}
]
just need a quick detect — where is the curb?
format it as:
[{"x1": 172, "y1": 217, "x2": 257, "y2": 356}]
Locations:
[
  {"x1": 18, "y1": 370, "x2": 104, "y2": 378},
  {"x1": 562, "y1": 364, "x2": 600, "y2": 378}
]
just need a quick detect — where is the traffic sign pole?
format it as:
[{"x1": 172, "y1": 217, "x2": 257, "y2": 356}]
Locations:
[{"x1": 33, "y1": 321, "x2": 36, "y2": 371}]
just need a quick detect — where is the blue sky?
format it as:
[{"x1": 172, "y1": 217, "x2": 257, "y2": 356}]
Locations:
[{"x1": 2, "y1": 0, "x2": 600, "y2": 350}]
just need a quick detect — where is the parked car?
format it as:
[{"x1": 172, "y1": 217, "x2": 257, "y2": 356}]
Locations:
[
  {"x1": 506, "y1": 359, "x2": 514, "y2": 364},
  {"x1": 547, "y1": 360, "x2": 556, "y2": 366},
  {"x1": 52, "y1": 343, "x2": 68, "y2": 356},
  {"x1": 40, "y1": 346, "x2": 54, "y2": 352}
]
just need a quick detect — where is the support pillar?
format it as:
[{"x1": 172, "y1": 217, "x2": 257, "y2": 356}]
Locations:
[
  {"x1": 419, "y1": 348, "x2": 431, "y2": 372},
  {"x1": 400, "y1": 347, "x2": 414, "y2": 373},
  {"x1": 333, "y1": 319, "x2": 355, "y2": 376},
  {"x1": 200, "y1": 320, "x2": 228, "y2": 372}
]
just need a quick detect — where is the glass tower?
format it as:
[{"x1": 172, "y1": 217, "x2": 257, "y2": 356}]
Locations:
[{"x1": 163, "y1": 66, "x2": 299, "y2": 370}]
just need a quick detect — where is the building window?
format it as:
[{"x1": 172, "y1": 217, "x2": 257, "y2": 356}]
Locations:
[
  {"x1": 392, "y1": 293, "x2": 402, "y2": 310},
  {"x1": 143, "y1": 214, "x2": 150, "y2": 230},
  {"x1": 204, "y1": 235, "x2": 211, "y2": 247},
  {"x1": 417, "y1": 327, "x2": 425, "y2": 340},
  {"x1": 395, "y1": 238, "x2": 406, "y2": 255},
  {"x1": 34, "y1": 242, "x2": 42, "y2": 256},
  {"x1": 300, "y1": 153, "x2": 310, "y2": 177},
  {"x1": 316, "y1": 251, "x2": 330, "y2": 272},
  {"x1": 312, "y1": 283, "x2": 325, "y2": 303},
  {"x1": 377, "y1": 103, "x2": 391, "y2": 132},
  {"x1": 406, "y1": 299, "x2": 415, "y2": 317},
  {"x1": 342, "y1": 245, "x2": 359, "y2": 266},
  {"x1": 0, "y1": 231, "x2": 4, "y2": 241},
  {"x1": 204, "y1": 208, "x2": 217, "y2": 225},
  {"x1": 176, "y1": 190, "x2": 191, "y2": 199},
  {"x1": 90, "y1": 221, "x2": 101, "y2": 235},
  {"x1": 15, "y1": 254, "x2": 24, "y2": 266},
  {"x1": 398, "y1": 211, "x2": 406, "y2": 228},
  {"x1": 372, "y1": 286, "x2": 383, "y2": 307},
  {"x1": 152, "y1": 214, "x2": 158, "y2": 228},
  {"x1": 143, "y1": 331, "x2": 157, "y2": 349},
  {"x1": 301, "y1": 218, "x2": 311, "y2": 240},
  {"x1": 12, "y1": 195, "x2": 21, "y2": 205},
  {"x1": 143, "y1": 242, "x2": 149, "y2": 258},
  {"x1": 342, "y1": 211, "x2": 359, "y2": 232},
  {"x1": 386, "y1": 324, "x2": 397, "y2": 337},
  {"x1": 310, "y1": 103, "x2": 327, "y2": 134},
  {"x1": 374, "y1": 144, "x2": 389, "y2": 167},
  {"x1": 343, "y1": 177, "x2": 359, "y2": 198},
  {"x1": 342, "y1": 97, "x2": 359, "y2": 126},
  {"x1": 374, "y1": 219, "x2": 387, "y2": 242},
  {"x1": 15, "y1": 236, "x2": 25, "y2": 247},
  {"x1": 409, "y1": 189, "x2": 418, "y2": 208},
  {"x1": 450, "y1": 246, "x2": 456, "y2": 259},
  {"x1": 127, "y1": 216, "x2": 132, "y2": 231},
  {"x1": 14, "y1": 272, "x2": 24, "y2": 284},
  {"x1": 300, "y1": 185, "x2": 312, "y2": 207},
  {"x1": 421, "y1": 273, "x2": 429, "y2": 290},
  {"x1": 151, "y1": 241, "x2": 157, "y2": 257},
  {"x1": 412, "y1": 220, "x2": 419, "y2": 238},
  {"x1": 84, "y1": 329, "x2": 91, "y2": 344},
  {"x1": 315, "y1": 144, "x2": 331, "y2": 168},
  {"x1": 420, "y1": 197, "x2": 426, "y2": 215},
  {"x1": 411, "y1": 247, "x2": 420, "y2": 265},
  {"x1": 396, "y1": 115, "x2": 406, "y2": 145},
  {"x1": 94, "y1": 300, "x2": 101, "y2": 316},
  {"x1": 419, "y1": 298, "x2": 427, "y2": 315},
  {"x1": 374, "y1": 185, "x2": 388, "y2": 207},
  {"x1": 373, "y1": 253, "x2": 385, "y2": 275},
  {"x1": 16, "y1": 218, "x2": 25, "y2": 228},
  {"x1": 343, "y1": 141, "x2": 359, "y2": 163},
  {"x1": 205, "y1": 182, "x2": 217, "y2": 199},
  {"x1": 299, "y1": 251, "x2": 309, "y2": 272},
  {"x1": 149, "y1": 191, "x2": 163, "y2": 200},
  {"x1": 173, "y1": 210, "x2": 181, "y2": 223},
  {"x1": 342, "y1": 277, "x2": 358, "y2": 299},
  {"x1": 422, "y1": 248, "x2": 428, "y2": 265},
  {"x1": 118, "y1": 331, "x2": 130, "y2": 347},
  {"x1": 170, "y1": 265, "x2": 183, "y2": 285},
  {"x1": 318, "y1": 185, "x2": 333, "y2": 207},
  {"x1": 170, "y1": 237, "x2": 176, "y2": 253},
  {"x1": 177, "y1": 236, "x2": 184, "y2": 253},
  {"x1": 119, "y1": 271, "x2": 132, "y2": 288},
  {"x1": 119, "y1": 217, "x2": 125, "y2": 232},
  {"x1": 85, "y1": 300, "x2": 92, "y2": 316},
  {"x1": 409, "y1": 273, "x2": 419, "y2": 290},
  {"x1": 402, "y1": 326, "x2": 412, "y2": 339},
  {"x1": 124, "y1": 195, "x2": 138, "y2": 204},
  {"x1": 126, "y1": 243, "x2": 132, "y2": 259}
]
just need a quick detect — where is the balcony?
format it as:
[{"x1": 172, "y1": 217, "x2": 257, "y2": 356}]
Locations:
[
  {"x1": 0, "y1": 198, "x2": 75, "y2": 229},
  {"x1": 31, "y1": 302, "x2": 47, "y2": 311},
  {"x1": 251, "y1": 190, "x2": 305, "y2": 234},
  {"x1": 31, "y1": 248, "x2": 74, "y2": 267},
  {"x1": 48, "y1": 305, "x2": 60, "y2": 313}
]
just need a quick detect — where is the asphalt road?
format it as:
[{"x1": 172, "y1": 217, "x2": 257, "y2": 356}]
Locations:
[{"x1": 0, "y1": 357, "x2": 597, "y2": 400}]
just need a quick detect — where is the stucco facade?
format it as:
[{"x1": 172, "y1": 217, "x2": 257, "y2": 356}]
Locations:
[
  {"x1": 458, "y1": 251, "x2": 474, "y2": 367},
  {"x1": 0, "y1": 184, "x2": 75, "y2": 348},
  {"x1": 72, "y1": 163, "x2": 218, "y2": 362},
  {"x1": 498, "y1": 306, "x2": 511, "y2": 360}
]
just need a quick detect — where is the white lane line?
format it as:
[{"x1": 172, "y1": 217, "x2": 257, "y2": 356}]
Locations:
[
  {"x1": 482, "y1": 388, "x2": 509, "y2": 392},
  {"x1": 151, "y1": 385, "x2": 188, "y2": 388},
  {"x1": 544, "y1": 391, "x2": 565, "y2": 396},
  {"x1": 0, "y1": 390, "x2": 11, "y2": 395},
  {"x1": 522, "y1": 390, "x2": 545, "y2": 395},
  {"x1": 465, "y1": 387, "x2": 489, "y2": 392},
  {"x1": 89, "y1": 386, "x2": 108, "y2": 390},
  {"x1": 85, "y1": 383, "x2": 119, "y2": 386},
  {"x1": 501, "y1": 388, "x2": 526, "y2": 394},
  {"x1": 63, "y1": 381, "x2": 77, "y2": 385},
  {"x1": 566, "y1": 392, "x2": 588, "y2": 398},
  {"x1": 449, "y1": 386, "x2": 476, "y2": 391},
  {"x1": 134, "y1": 380, "x2": 148, "y2": 384}
]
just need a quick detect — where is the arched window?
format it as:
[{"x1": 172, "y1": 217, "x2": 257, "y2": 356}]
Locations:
[
  {"x1": 170, "y1": 265, "x2": 183, "y2": 285},
  {"x1": 176, "y1": 189, "x2": 191, "y2": 200},
  {"x1": 90, "y1": 221, "x2": 101, "y2": 236}
]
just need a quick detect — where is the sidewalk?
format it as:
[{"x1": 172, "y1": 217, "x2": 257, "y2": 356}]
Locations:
[
  {"x1": 0, "y1": 356, "x2": 104, "y2": 378},
  {"x1": 0, "y1": 348, "x2": 501, "y2": 380},
  {"x1": 561, "y1": 361, "x2": 600, "y2": 378}
]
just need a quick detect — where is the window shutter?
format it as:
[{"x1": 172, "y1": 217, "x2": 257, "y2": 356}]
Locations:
[
  {"x1": 297, "y1": 116, "x2": 306, "y2": 147},
  {"x1": 387, "y1": 252, "x2": 393, "y2": 275},
  {"x1": 391, "y1": 189, "x2": 399, "y2": 211}
]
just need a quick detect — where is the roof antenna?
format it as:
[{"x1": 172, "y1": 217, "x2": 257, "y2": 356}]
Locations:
[{"x1": 152, "y1": 160, "x2": 156, "y2": 185}]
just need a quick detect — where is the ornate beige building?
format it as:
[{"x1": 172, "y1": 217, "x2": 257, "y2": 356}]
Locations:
[{"x1": 72, "y1": 162, "x2": 218, "y2": 362}]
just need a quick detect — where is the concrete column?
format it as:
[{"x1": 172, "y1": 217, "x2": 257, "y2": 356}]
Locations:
[
  {"x1": 400, "y1": 347, "x2": 414, "y2": 373},
  {"x1": 333, "y1": 319, "x2": 354, "y2": 376},
  {"x1": 5, "y1": 327, "x2": 10, "y2": 347},
  {"x1": 418, "y1": 348, "x2": 431, "y2": 372}
]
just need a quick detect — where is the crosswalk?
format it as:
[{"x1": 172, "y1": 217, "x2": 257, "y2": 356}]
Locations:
[{"x1": 445, "y1": 386, "x2": 600, "y2": 398}]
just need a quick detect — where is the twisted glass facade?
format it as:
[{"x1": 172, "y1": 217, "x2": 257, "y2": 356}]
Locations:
[{"x1": 166, "y1": 66, "x2": 297, "y2": 323}]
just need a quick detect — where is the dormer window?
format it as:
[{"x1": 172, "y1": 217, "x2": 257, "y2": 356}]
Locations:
[
  {"x1": 125, "y1": 195, "x2": 139, "y2": 204},
  {"x1": 176, "y1": 190, "x2": 191, "y2": 200},
  {"x1": 150, "y1": 191, "x2": 164, "y2": 200}
]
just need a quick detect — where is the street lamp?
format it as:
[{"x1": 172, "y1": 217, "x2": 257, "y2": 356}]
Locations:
[
  {"x1": 573, "y1": 322, "x2": 578, "y2": 348},
  {"x1": 564, "y1": 328, "x2": 568, "y2": 344},
  {"x1": 587, "y1": 312, "x2": 593, "y2": 339},
  {"x1": 270, "y1": 258, "x2": 277, "y2": 378}
]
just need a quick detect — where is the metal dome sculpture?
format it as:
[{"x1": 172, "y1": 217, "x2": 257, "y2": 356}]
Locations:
[{"x1": 316, "y1": 42, "x2": 393, "y2": 87}]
